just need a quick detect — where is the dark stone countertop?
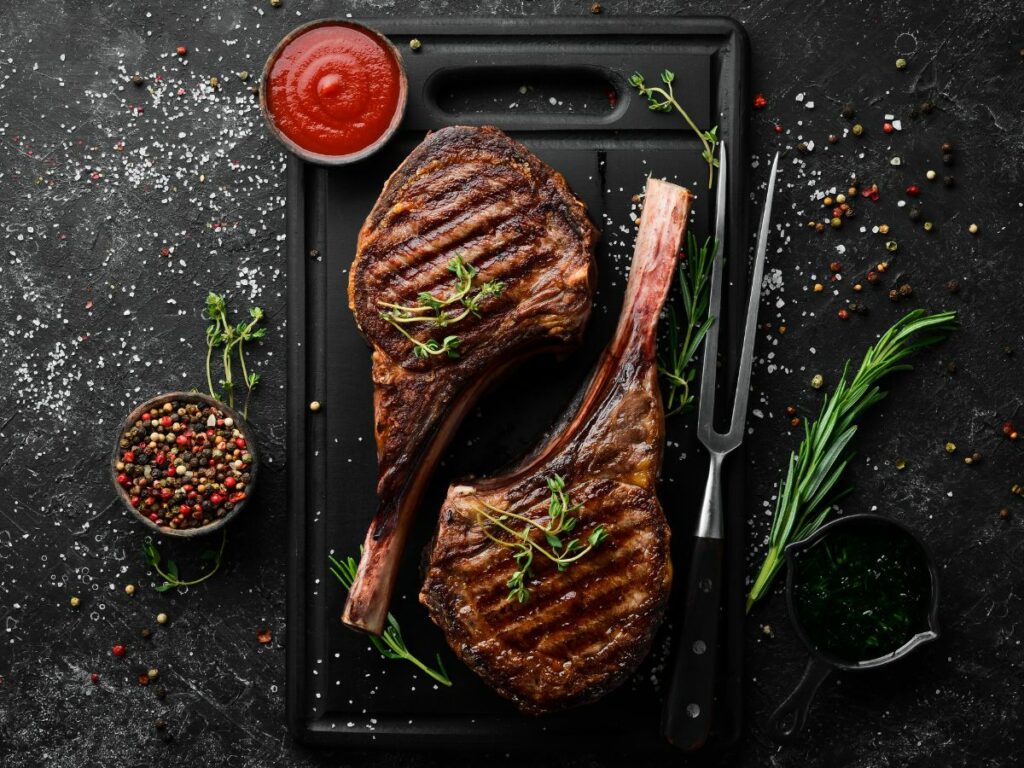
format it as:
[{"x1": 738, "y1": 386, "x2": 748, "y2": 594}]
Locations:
[{"x1": 0, "y1": 1, "x2": 1021, "y2": 766}]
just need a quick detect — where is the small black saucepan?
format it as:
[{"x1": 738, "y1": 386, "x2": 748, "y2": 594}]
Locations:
[{"x1": 768, "y1": 513, "x2": 941, "y2": 740}]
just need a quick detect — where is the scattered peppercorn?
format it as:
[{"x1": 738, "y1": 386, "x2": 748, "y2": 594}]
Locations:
[
  {"x1": 837, "y1": 308, "x2": 849, "y2": 321},
  {"x1": 920, "y1": 100, "x2": 934, "y2": 114},
  {"x1": 926, "y1": 170, "x2": 937, "y2": 181},
  {"x1": 148, "y1": 668, "x2": 160, "y2": 680},
  {"x1": 309, "y1": 400, "x2": 322, "y2": 412},
  {"x1": 753, "y1": 93, "x2": 767, "y2": 110},
  {"x1": 762, "y1": 623, "x2": 774, "y2": 637},
  {"x1": 1003, "y1": 421, "x2": 1019, "y2": 440},
  {"x1": 138, "y1": 673, "x2": 151, "y2": 686},
  {"x1": 999, "y1": 508, "x2": 1011, "y2": 520},
  {"x1": 968, "y1": 223, "x2": 979, "y2": 235},
  {"x1": 828, "y1": 134, "x2": 839, "y2": 144},
  {"x1": 125, "y1": 584, "x2": 135, "y2": 596},
  {"x1": 841, "y1": 104, "x2": 855, "y2": 120},
  {"x1": 141, "y1": 627, "x2": 153, "y2": 639},
  {"x1": 209, "y1": 76, "x2": 219, "y2": 89},
  {"x1": 270, "y1": 0, "x2": 282, "y2": 6},
  {"x1": 176, "y1": 46, "x2": 188, "y2": 57},
  {"x1": 797, "y1": 142, "x2": 810, "y2": 154},
  {"x1": 115, "y1": 399, "x2": 252, "y2": 530},
  {"x1": 941, "y1": 141, "x2": 953, "y2": 154},
  {"x1": 964, "y1": 451, "x2": 983, "y2": 465},
  {"x1": 883, "y1": 122, "x2": 894, "y2": 134},
  {"x1": 813, "y1": 283, "x2": 824, "y2": 293},
  {"x1": 112, "y1": 644, "x2": 127, "y2": 658},
  {"x1": 789, "y1": 417, "x2": 801, "y2": 428},
  {"x1": 946, "y1": 280, "x2": 960, "y2": 294},
  {"x1": 848, "y1": 302, "x2": 868, "y2": 315},
  {"x1": 156, "y1": 612, "x2": 169, "y2": 625},
  {"x1": 944, "y1": 442, "x2": 956, "y2": 454},
  {"x1": 885, "y1": 240, "x2": 899, "y2": 253},
  {"x1": 898, "y1": 283, "x2": 913, "y2": 298},
  {"x1": 923, "y1": 221, "x2": 934, "y2": 232},
  {"x1": 888, "y1": 289, "x2": 900, "y2": 302},
  {"x1": 91, "y1": 673, "x2": 100, "y2": 684},
  {"x1": 785, "y1": 405, "x2": 797, "y2": 417},
  {"x1": 132, "y1": 73, "x2": 145, "y2": 86},
  {"x1": 409, "y1": 38, "x2": 422, "y2": 51},
  {"x1": 896, "y1": 57, "x2": 907, "y2": 69},
  {"x1": 851, "y1": 123, "x2": 864, "y2": 137},
  {"x1": 590, "y1": 2, "x2": 602, "y2": 12},
  {"x1": 853, "y1": 283, "x2": 863, "y2": 292},
  {"x1": 238, "y1": 70, "x2": 250, "y2": 81},
  {"x1": 1013, "y1": 484, "x2": 1024, "y2": 497},
  {"x1": 257, "y1": 628, "x2": 273, "y2": 645},
  {"x1": 878, "y1": 223, "x2": 890, "y2": 235},
  {"x1": 830, "y1": 217, "x2": 842, "y2": 229},
  {"x1": 895, "y1": 458, "x2": 907, "y2": 470},
  {"x1": 830, "y1": 261, "x2": 842, "y2": 273},
  {"x1": 866, "y1": 270, "x2": 880, "y2": 284},
  {"x1": 70, "y1": 596, "x2": 81, "y2": 608},
  {"x1": 811, "y1": 374, "x2": 824, "y2": 390}
]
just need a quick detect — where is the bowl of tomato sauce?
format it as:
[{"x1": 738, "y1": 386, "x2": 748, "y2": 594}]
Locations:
[{"x1": 260, "y1": 20, "x2": 408, "y2": 165}]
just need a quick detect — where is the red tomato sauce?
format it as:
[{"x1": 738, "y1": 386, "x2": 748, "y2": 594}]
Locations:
[{"x1": 267, "y1": 23, "x2": 402, "y2": 158}]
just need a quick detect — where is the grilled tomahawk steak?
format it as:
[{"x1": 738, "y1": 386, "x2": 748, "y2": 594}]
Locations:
[
  {"x1": 420, "y1": 178, "x2": 691, "y2": 714},
  {"x1": 343, "y1": 125, "x2": 598, "y2": 635}
]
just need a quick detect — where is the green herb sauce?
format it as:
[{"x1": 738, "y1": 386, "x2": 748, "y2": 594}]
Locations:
[{"x1": 792, "y1": 523, "x2": 932, "y2": 663}]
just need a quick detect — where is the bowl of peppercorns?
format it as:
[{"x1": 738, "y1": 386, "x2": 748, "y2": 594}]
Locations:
[{"x1": 111, "y1": 392, "x2": 258, "y2": 537}]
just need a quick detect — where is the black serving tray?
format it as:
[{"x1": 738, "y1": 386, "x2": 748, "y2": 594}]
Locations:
[{"x1": 286, "y1": 15, "x2": 749, "y2": 752}]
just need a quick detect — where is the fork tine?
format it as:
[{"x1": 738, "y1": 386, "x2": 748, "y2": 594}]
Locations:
[
  {"x1": 695, "y1": 141, "x2": 728, "y2": 441},
  {"x1": 724, "y1": 152, "x2": 780, "y2": 442}
]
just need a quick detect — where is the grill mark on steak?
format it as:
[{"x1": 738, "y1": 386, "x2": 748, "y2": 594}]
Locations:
[
  {"x1": 420, "y1": 178, "x2": 692, "y2": 714},
  {"x1": 342, "y1": 125, "x2": 598, "y2": 635}
]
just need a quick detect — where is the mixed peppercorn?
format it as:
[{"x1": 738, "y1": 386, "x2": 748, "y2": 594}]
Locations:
[{"x1": 115, "y1": 399, "x2": 253, "y2": 530}]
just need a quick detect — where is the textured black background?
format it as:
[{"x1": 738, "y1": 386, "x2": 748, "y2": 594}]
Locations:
[{"x1": 1, "y1": 1, "x2": 1022, "y2": 767}]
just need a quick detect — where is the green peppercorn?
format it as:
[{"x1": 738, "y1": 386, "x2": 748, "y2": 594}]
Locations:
[
  {"x1": 923, "y1": 221, "x2": 934, "y2": 232},
  {"x1": 409, "y1": 38, "x2": 422, "y2": 51},
  {"x1": 851, "y1": 123, "x2": 864, "y2": 137},
  {"x1": 811, "y1": 374, "x2": 824, "y2": 389},
  {"x1": 895, "y1": 57, "x2": 907, "y2": 69},
  {"x1": 885, "y1": 240, "x2": 898, "y2": 253}
]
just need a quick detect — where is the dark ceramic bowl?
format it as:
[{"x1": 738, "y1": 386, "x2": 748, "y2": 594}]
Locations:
[
  {"x1": 110, "y1": 391, "x2": 258, "y2": 538},
  {"x1": 259, "y1": 19, "x2": 408, "y2": 166}
]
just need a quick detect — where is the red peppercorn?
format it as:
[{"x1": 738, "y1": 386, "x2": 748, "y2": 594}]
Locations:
[
  {"x1": 142, "y1": 412, "x2": 151, "y2": 422},
  {"x1": 209, "y1": 493, "x2": 224, "y2": 506},
  {"x1": 224, "y1": 476, "x2": 237, "y2": 489},
  {"x1": 160, "y1": 488, "x2": 173, "y2": 500},
  {"x1": 149, "y1": 513, "x2": 159, "y2": 522},
  {"x1": 123, "y1": 451, "x2": 135, "y2": 463},
  {"x1": 160, "y1": 416, "x2": 173, "y2": 428},
  {"x1": 837, "y1": 309, "x2": 849, "y2": 320},
  {"x1": 130, "y1": 495, "x2": 141, "y2": 507},
  {"x1": 753, "y1": 93, "x2": 767, "y2": 110},
  {"x1": 90, "y1": 673, "x2": 100, "y2": 684},
  {"x1": 866, "y1": 270, "x2": 880, "y2": 284},
  {"x1": 829, "y1": 261, "x2": 842, "y2": 273},
  {"x1": 117, "y1": 473, "x2": 129, "y2": 486},
  {"x1": 774, "y1": 123, "x2": 783, "y2": 134},
  {"x1": 1002, "y1": 421, "x2": 1018, "y2": 440},
  {"x1": 176, "y1": 45, "x2": 188, "y2": 56},
  {"x1": 906, "y1": 184, "x2": 920, "y2": 197},
  {"x1": 785, "y1": 405, "x2": 797, "y2": 416},
  {"x1": 229, "y1": 492, "x2": 246, "y2": 504},
  {"x1": 176, "y1": 435, "x2": 188, "y2": 446},
  {"x1": 235, "y1": 438, "x2": 246, "y2": 449},
  {"x1": 155, "y1": 452, "x2": 166, "y2": 466},
  {"x1": 883, "y1": 122, "x2": 894, "y2": 134},
  {"x1": 112, "y1": 644, "x2": 126, "y2": 657}
]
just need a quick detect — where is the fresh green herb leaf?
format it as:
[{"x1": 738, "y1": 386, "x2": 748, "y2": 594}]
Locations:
[
  {"x1": 629, "y1": 69, "x2": 719, "y2": 188},
  {"x1": 204, "y1": 291, "x2": 267, "y2": 417},
  {"x1": 327, "y1": 553, "x2": 453, "y2": 687},
  {"x1": 141, "y1": 530, "x2": 227, "y2": 591},
  {"x1": 474, "y1": 476, "x2": 610, "y2": 603},
  {"x1": 745, "y1": 310, "x2": 958, "y2": 611},
  {"x1": 658, "y1": 234, "x2": 717, "y2": 416},
  {"x1": 378, "y1": 253, "x2": 503, "y2": 361}
]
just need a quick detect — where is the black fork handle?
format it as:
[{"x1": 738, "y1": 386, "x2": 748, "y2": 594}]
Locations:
[{"x1": 662, "y1": 535, "x2": 724, "y2": 750}]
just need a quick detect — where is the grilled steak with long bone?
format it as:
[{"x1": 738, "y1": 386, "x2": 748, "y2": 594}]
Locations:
[{"x1": 420, "y1": 177, "x2": 692, "y2": 713}]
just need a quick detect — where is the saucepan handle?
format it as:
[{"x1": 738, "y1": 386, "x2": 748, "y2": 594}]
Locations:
[{"x1": 768, "y1": 656, "x2": 833, "y2": 741}]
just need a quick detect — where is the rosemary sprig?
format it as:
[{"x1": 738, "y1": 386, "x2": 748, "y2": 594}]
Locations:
[
  {"x1": 204, "y1": 292, "x2": 266, "y2": 417},
  {"x1": 328, "y1": 554, "x2": 453, "y2": 687},
  {"x1": 143, "y1": 530, "x2": 227, "y2": 592},
  {"x1": 378, "y1": 253, "x2": 504, "y2": 360},
  {"x1": 629, "y1": 70, "x2": 720, "y2": 188},
  {"x1": 659, "y1": 233, "x2": 717, "y2": 416},
  {"x1": 475, "y1": 475, "x2": 609, "y2": 603},
  {"x1": 745, "y1": 310, "x2": 958, "y2": 612}
]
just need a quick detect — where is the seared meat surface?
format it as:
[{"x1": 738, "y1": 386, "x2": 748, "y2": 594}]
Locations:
[
  {"x1": 421, "y1": 178, "x2": 692, "y2": 714},
  {"x1": 343, "y1": 125, "x2": 598, "y2": 635}
]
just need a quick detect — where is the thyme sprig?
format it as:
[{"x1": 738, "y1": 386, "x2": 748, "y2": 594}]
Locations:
[
  {"x1": 328, "y1": 554, "x2": 453, "y2": 687},
  {"x1": 204, "y1": 292, "x2": 266, "y2": 417},
  {"x1": 629, "y1": 70, "x2": 719, "y2": 188},
  {"x1": 143, "y1": 531, "x2": 227, "y2": 592},
  {"x1": 746, "y1": 310, "x2": 958, "y2": 612},
  {"x1": 475, "y1": 475, "x2": 608, "y2": 603},
  {"x1": 659, "y1": 233, "x2": 717, "y2": 416},
  {"x1": 378, "y1": 254, "x2": 504, "y2": 360}
]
